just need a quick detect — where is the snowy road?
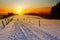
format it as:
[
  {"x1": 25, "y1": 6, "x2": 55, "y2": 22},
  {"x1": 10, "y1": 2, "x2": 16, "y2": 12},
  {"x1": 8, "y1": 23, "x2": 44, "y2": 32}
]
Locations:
[{"x1": 0, "y1": 15, "x2": 60, "y2": 40}]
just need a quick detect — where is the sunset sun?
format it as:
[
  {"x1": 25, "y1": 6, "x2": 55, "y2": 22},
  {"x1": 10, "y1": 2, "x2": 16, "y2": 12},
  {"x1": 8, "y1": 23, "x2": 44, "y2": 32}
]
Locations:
[
  {"x1": 16, "y1": 9, "x2": 23, "y2": 15},
  {"x1": 17, "y1": 9, "x2": 21, "y2": 13}
]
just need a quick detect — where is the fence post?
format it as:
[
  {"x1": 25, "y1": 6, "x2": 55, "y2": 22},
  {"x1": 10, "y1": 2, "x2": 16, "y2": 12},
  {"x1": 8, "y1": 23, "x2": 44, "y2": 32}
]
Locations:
[
  {"x1": 2, "y1": 21, "x2": 5, "y2": 28},
  {"x1": 39, "y1": 20, "x2": 40, "y2": 27},
  {"x1": 5, "y1": 19, "x2": 8, "y2": 25}
]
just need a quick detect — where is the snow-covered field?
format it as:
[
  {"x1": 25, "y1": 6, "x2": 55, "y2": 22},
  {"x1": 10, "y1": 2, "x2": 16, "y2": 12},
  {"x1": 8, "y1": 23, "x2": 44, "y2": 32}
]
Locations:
[{"x1": 0, "y1": 15, "x2": 60, "y2": 40}]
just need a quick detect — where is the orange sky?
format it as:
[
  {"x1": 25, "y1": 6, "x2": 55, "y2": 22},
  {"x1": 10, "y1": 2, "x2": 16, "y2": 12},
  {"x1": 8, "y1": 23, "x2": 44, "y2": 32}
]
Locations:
[
  {"x1": 0, "y1": 7, "x2": 51, "y2": 15},
  {"x1": 24, "y1": 7, "x2": 51, "y2": 14},
  {"x1": 0, "y1": 0, "x2": 60, "y2": 15}
]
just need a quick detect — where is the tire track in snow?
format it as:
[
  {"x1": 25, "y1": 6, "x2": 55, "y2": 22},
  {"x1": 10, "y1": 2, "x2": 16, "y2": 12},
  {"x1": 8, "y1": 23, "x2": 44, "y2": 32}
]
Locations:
[
  {"x1": 20, "y1": 23, "x2": 41, "y2": 40},
  {"x1": 22, "y1": 22, "x2": 60, "y2": 40},
  {"x1": 8, "y1": 21, "x2": 28, "y2": 40}
]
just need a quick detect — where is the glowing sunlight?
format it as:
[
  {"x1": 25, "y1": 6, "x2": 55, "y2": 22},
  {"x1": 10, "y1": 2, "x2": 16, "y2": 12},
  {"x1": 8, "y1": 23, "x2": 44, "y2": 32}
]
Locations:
[{"x1": 16, "y1": 9, "x2": 24, "y2": 15}]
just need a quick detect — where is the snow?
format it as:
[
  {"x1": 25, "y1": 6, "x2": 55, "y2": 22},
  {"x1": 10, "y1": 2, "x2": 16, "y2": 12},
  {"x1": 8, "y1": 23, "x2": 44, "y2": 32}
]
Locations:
[
  {"x1": 40, "y1": 20, "x2": 60, "y2": 38},
  {"x1": 0, "y1": 15, "x2": 60, "y2": 40}
]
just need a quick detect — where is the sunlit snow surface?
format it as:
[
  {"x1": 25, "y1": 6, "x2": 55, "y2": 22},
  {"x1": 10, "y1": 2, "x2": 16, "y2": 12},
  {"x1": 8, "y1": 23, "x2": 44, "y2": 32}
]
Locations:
[{"x1": 0, "y1": 15, "x2": 60, "y2": 40}]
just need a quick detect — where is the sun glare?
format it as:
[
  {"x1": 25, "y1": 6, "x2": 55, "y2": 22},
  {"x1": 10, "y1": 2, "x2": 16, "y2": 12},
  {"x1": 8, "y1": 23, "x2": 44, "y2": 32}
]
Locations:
[
  {"x1": 17, "y1": 9, "x2": 21, "y2": 13},
  {"x1": 16, "y1": 9, "x2": 23, "y2": 15}
]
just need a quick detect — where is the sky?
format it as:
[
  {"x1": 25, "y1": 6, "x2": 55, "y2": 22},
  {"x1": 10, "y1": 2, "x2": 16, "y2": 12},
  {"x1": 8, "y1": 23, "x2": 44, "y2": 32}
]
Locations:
[{"x1": 0, "y1": 0, "x2": 60, "y2": 14}]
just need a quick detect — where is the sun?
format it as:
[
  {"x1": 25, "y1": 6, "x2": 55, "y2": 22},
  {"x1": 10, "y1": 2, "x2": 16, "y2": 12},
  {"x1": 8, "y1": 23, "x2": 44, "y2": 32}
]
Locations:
[
  {"x1": 17, "y1": 9, "x2": 21, "y2": 13},
  {"x1": 16, "y1": 9, "x2": 23, "y2": 15},
  {"x1": 14, "y1": 8, "x2": 24, "y2": 15}
]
